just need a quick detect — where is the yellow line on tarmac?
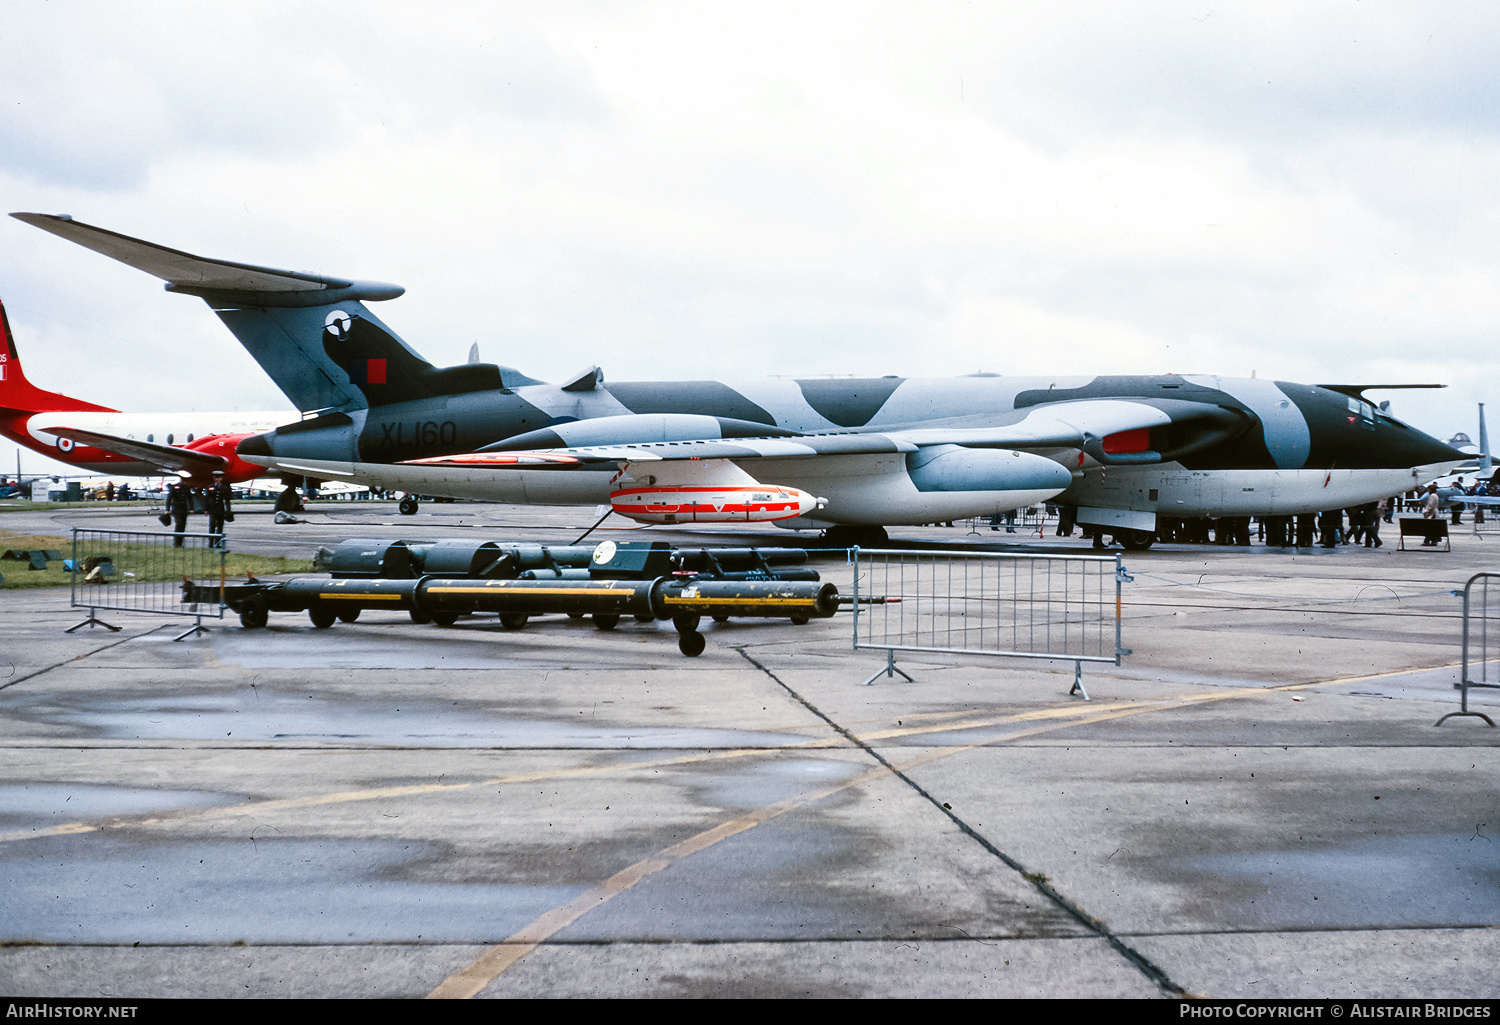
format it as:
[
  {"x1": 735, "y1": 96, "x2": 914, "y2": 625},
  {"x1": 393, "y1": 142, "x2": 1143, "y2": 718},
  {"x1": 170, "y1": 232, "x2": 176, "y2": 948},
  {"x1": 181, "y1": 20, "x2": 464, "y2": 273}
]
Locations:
[
  {"x1": 0, "y1": 748, "x2": 782, "y2": 845},
  {"x1": 426, "y1": 701, "x2": 1177, "y2": 999},
  {"x1": 0, "y1": 699, "x2": 1161, "y2": 846},
  {"x1": 0, "y1": 665, "x2": 1428, "y2": 848},
  {"x1": 425, "y1": 666, "x2": 1458, "y2": 998}
]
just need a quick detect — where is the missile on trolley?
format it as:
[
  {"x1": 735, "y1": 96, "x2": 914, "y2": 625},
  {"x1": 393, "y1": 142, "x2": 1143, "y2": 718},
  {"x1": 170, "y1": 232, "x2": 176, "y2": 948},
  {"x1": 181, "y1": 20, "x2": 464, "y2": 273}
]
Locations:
[{"x1": 195, "y1": 573, "x2": 844, "y2": 656}]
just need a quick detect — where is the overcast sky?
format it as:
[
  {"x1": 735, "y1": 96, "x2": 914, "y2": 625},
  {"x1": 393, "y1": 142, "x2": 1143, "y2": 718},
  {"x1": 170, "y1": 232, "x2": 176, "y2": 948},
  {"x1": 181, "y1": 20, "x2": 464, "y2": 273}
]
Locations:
[{"x1": 3, "y1": 1, "x2": 1498, "y2": 476}]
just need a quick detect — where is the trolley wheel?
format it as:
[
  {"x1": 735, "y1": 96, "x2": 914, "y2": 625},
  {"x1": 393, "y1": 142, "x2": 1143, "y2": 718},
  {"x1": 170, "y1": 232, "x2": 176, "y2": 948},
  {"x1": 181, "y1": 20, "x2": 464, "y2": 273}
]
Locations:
[
  {"x1": 431, "y1": 611, "x2": 459, "y2": 628},
  {"x1": 634, "y1": 613, "x2": 657, "y2": 623},
  {"x1": 398, "y1": 496, "x2": 419, "y2": 516},
  {"x1": 677, "y1": 630, "x2": 707, "y2": 657},
  {"x1": 789, "y1": 614, "x2": 809, "y2": 625},
  {"x1": 567, "y1": 612, "x2": 585, "y2": 619},
  {"x1": 712, "y1": 613, "x2": 730, "y2": 623},
  {"x1": 238, "y1": 597, "x2": 269, "y2": 630},
  {"x1": 336, "y1": 608, "x2": 361, "y2": 623},
  {"x1": 499, "y1": 613, "x2": 529, "y2": 630},
  {"x1": 409, "y1": 609, "x2": 432, "y2": 625},
  {"x1": 308, "y1": 606, "x2": 337, "y2": 629},
  {"x1": 672, "y1": 613, "x2": 701, "y2": 634},
  {"x1": 593, "y1": 613, "x2": 620, "y2": 631}
]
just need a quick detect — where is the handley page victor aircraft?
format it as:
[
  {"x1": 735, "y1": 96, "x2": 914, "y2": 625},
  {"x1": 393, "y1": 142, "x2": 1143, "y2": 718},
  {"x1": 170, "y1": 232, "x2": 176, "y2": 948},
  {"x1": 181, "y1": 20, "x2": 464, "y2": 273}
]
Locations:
[{"x1": 14, "y1": 212, "x2": 1464, "y2": 547}]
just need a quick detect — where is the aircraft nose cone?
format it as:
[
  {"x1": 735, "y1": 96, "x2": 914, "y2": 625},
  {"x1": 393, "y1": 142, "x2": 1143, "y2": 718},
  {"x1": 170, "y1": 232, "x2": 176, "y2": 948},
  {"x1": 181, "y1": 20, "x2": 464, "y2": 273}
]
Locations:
[
  {"x1": 237, "y1": 432, "x2": 273, "y2": 460},
  {"x1": 1381, "y1": 420, "x2": 1468, "y2": 468}
]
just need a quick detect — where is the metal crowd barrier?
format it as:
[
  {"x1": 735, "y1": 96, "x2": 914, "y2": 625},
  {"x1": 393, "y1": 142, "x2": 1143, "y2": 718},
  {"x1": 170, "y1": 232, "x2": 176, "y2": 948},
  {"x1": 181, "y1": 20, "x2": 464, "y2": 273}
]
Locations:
[
  {"x1": 849, "y1": 547, "x2": 1131, "y2": 697},
  {"x1": 68, "y1": 528, "x2": 228, "y2": 640},
  {"x1": 962, "y1": 506, "x2": 1054, "y2": 536},
  {"x1": 1439, "y1": 571, "x2": 1500, "y2": 726}
]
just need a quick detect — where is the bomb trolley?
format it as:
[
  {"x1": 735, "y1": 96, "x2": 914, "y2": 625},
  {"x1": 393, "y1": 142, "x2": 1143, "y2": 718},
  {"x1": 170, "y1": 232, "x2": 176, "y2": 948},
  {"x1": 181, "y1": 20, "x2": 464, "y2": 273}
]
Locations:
[{"x1": 189, "y1": 574, "x2": 845, "y2": 657}]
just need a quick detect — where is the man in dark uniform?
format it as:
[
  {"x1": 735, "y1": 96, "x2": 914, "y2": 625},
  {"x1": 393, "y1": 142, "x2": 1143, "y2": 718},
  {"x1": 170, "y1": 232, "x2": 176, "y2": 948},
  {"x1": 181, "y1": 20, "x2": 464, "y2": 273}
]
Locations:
[
  {"x1": 1358, "y1": 500, "x2": 1381, "y2": 548},
  {"x1": 205, "y1": 474, "x2": 233, "y2": 545},
  {"x1": 1295, "y1": 513, "x2": 1315, "y2": 548},
  {"x1": 166, "y1": 481, "x2": 191, "y2": 547},
  {"x1": 1318, "y1": 509, "x2": 1341, "y2": 548}
]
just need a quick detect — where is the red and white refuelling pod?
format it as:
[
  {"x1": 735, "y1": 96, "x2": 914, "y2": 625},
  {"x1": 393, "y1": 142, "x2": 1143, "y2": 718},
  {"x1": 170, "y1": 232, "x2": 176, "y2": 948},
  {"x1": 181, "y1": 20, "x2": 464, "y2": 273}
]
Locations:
[{"x1": 610, "y1": 484, "x2": 820, "y2": 524}]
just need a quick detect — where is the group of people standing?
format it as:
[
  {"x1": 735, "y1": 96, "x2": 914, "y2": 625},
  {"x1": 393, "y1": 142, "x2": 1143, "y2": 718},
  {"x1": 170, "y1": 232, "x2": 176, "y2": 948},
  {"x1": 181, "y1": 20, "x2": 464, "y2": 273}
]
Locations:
[
  {"x1": 160, "y1": 476, "x2": 234, "y2": 546},
  {"x1": 1263, "y1": 500, "x2": 1388, "y2": 549},
  {"x1": 1428, "y1": 478, "x2": 1494, "y2": 526},
  {"x1": 1143, "y1": 502, "x2": 1399, "y2": 549}
]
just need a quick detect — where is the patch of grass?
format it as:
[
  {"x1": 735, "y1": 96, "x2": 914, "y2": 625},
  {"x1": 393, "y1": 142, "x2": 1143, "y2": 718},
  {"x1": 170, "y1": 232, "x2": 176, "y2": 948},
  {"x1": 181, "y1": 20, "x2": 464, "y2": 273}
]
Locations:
[
  {"x1": 0, "y1": 530, "x2": 315, "y2": 589},
  {"x1": 0, "y1": 501, "x2": 161, "y2": 513}
]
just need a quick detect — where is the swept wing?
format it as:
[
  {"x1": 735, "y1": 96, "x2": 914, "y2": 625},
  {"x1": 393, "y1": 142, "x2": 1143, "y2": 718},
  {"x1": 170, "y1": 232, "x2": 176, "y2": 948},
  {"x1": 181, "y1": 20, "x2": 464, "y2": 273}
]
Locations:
[{"x1": 403, "y1": 398, "x2": 1241, "y2": 470}]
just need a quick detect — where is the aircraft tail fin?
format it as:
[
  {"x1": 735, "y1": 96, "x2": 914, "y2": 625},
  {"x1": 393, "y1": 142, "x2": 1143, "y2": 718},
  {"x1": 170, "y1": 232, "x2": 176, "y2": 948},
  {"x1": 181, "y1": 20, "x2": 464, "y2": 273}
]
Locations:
[
  {"x1": 12, "y1": 212, "x2": 414, "y2": 413},
  {"x1": 213, "y1": 302, "x2": 431, "y2": 412},
  {"x1": 12, "y1": 212, "x2": 544, "y2": 412},
  {"x1": 0, "y1": 299, "x2": 113, "y2": 415},
  {"x1": 1481, "y1": 403, "x2": 1491, "y2": 473},
  {"x1": 318, "y1": 312, "x2": 512, "y2": 405}
]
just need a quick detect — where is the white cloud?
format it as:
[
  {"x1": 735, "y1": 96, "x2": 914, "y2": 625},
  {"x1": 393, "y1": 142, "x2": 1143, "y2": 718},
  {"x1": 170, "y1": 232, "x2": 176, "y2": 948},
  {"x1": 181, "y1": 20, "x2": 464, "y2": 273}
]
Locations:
[{"x1": 0, "y1": 0, "x2": 1496, "y2": 449}]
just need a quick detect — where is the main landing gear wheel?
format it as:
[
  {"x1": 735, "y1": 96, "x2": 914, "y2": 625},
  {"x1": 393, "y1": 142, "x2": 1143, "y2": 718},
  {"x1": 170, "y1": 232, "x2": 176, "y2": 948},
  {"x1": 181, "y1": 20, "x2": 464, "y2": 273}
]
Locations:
[
  {"x1": 398, "y1": 496, "x2": 419, "y2": 516},
  {"x1": 1116, "y1": 529, "x2": 1156, "y2": 551},
  {"x1": 308, "y1": 606, "x2": 337, "y2": 629}
]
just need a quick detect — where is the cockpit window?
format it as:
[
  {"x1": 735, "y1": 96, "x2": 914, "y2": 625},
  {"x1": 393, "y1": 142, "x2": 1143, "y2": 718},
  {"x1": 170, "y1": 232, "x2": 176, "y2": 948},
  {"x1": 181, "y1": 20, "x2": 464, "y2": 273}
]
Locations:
[{"x1": 1346, "y1": 397, "x2": 1376, "y2": 429}]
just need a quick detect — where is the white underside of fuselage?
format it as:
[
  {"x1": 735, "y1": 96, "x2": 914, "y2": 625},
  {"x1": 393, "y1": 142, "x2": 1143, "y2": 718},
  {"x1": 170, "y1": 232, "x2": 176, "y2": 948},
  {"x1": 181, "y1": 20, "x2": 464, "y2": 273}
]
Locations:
[
  {"x1": 251, "y1": 454, "x2": 1462, "y2": 529},
  {"x1": 1067, "y1": 462, "x2": 1461, "y2": 518},
  {"x1": 247, "y1": 453, "x2": 1066, "y2": 526}
]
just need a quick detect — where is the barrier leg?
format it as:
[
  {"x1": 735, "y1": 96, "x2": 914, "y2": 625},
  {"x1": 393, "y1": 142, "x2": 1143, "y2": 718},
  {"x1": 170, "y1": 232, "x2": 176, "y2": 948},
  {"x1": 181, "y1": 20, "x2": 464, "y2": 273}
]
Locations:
[
  {"x1": 1069, "y1": 660, "x2": 1090, "y2": 700},
  {"x1": 862, "y1": 649, "x2": 915, "y2": 686},
  {"x1": 65, "y1": 607, "x2": 120, "y2": 633},
  {"x1": 1435, "y1": 710, "x2": 1496, "y2": 726},
  {"x1": 1436, "y1": 680, "x2": 1496, "y2": 727},
  {"x1": 172, "y1": 615, "x2": 210, "y2": 642}
]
